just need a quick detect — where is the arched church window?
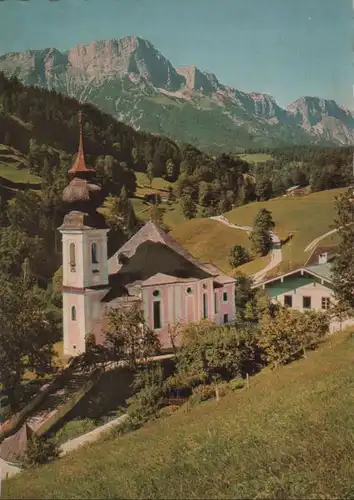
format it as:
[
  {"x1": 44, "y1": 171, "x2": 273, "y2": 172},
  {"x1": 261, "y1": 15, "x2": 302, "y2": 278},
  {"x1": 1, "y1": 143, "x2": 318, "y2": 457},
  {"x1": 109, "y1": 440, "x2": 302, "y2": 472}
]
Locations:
[
  {"x1": 91, "y1": 242, "x2": 99, "y2": 264},
  {"x1": 69, "y1": 243, "x2": 76, "y2": 271},
  {"x1": 71, "y1": 306, "x2": 76, "y2": 321}
]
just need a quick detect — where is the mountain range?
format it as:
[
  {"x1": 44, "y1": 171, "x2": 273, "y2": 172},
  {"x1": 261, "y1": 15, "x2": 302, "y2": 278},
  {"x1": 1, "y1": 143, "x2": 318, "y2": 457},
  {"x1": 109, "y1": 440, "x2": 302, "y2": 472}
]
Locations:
[{"x1": 0, "y1": 35, "x2": 353, "y2": 153}]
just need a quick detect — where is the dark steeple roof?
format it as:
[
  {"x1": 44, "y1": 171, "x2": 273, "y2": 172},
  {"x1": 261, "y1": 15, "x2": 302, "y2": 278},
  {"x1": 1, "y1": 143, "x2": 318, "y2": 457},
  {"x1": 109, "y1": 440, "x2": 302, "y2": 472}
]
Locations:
[{"x1": 60, "y1": 108, "x2": 107, "y2": 230}]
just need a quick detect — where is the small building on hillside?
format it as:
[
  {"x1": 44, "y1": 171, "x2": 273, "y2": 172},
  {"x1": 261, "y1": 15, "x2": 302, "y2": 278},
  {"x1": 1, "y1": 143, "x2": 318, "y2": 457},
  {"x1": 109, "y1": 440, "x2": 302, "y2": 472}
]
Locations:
[
  {"x1": 283, "y1": 185, "x2": 308, "y2": 197},
  {"x1": 253, "y1": 246, "x2": 354, "y2": 333},
  {"x1": 58, "y1": 111, "x2": 236, "y2": 357}
]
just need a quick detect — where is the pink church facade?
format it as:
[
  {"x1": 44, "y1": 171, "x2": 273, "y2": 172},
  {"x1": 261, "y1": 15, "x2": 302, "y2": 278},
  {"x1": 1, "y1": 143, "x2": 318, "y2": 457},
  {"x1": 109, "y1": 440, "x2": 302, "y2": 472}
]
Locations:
[
  {"x1": 141, "y1": 276, "x2": 236, "y2": 349},
  {"x1": 59, "y1": 111, "x2": 236, "y2": 357}
]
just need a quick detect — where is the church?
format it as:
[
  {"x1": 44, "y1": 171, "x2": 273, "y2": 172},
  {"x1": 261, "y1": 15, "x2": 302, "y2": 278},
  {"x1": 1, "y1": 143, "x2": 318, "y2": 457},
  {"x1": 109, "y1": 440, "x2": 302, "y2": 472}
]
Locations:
[{"x1": 58, "y1": 111, "x2": 237, "y2": 356}]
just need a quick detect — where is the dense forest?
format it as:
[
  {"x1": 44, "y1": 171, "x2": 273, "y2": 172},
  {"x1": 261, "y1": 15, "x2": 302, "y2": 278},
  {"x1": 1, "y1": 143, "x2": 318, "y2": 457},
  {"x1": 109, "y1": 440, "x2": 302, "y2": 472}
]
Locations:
[{"x1": 243, "y1": 146, "x2": 353, "y2": 201}]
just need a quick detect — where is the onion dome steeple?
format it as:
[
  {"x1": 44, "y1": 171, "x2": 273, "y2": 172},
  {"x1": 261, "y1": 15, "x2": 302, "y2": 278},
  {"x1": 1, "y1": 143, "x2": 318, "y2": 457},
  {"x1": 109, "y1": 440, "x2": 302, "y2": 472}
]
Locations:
[{"x1": 60, "y1": 108, "x2": 106, "y2": 230}]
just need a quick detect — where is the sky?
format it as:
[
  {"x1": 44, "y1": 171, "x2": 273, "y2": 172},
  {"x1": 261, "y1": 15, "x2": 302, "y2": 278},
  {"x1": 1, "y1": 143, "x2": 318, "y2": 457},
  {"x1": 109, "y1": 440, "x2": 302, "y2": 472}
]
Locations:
[{"x1": 0, "y1": 0, "x2": 352, "y2": 109}]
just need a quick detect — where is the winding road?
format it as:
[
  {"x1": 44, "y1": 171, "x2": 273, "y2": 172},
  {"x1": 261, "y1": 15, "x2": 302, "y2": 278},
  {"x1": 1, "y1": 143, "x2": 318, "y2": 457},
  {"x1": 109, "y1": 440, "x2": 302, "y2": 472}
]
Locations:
[{"x1": 210, "y1": 215, "x2": 282, "y2": 283}]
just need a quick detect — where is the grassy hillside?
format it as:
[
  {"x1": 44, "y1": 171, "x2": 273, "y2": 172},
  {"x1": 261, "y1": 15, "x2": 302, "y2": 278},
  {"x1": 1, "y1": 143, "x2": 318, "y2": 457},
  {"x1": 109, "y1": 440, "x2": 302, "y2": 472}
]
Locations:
[
  {"x1": 170, "y1": 219, "x2": 252, "y2": 273},
  {"x1": 225, "y1": 187, "x2": 347, "y2": 274},
  {"x1": 0, "y1": 145, "x2": 40, "y2": 183},
  {"x1": 5, "y1": 328, "x2": 354, "y2": 499}
]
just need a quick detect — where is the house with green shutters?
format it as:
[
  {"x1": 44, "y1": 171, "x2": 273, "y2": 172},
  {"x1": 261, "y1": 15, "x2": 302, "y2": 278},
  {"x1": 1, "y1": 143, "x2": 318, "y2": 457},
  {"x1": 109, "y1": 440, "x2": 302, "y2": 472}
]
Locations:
[{"x1": 253, "y1": 247, "x2": 354, "y2": 333}]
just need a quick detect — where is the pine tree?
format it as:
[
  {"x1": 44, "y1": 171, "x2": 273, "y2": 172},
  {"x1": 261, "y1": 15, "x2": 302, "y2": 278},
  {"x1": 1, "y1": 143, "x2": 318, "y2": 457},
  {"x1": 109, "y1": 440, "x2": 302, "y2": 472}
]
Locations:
[
  {"x1": 229, "y1": 245, "x2": 250, "y2": 268},
  {"x1": 250, "y1": 208, "x2": 275, "y2": 256},
  {"x1": 180, "y1": 194, "x2": 197, "y2": 220}
]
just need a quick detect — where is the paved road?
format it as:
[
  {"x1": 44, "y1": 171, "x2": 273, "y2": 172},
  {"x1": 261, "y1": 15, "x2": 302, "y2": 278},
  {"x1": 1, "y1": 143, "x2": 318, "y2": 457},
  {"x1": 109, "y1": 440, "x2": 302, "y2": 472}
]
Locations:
[{"x1": 210, "y1": 215, "x2": 282, "y2": 282}]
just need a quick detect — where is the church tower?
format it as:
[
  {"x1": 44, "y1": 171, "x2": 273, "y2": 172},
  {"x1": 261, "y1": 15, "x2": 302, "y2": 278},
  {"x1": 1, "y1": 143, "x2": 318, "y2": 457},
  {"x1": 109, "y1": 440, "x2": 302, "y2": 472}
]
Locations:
[{"x1": 58, "y1": 109, "x2": 110, "y2": 356}]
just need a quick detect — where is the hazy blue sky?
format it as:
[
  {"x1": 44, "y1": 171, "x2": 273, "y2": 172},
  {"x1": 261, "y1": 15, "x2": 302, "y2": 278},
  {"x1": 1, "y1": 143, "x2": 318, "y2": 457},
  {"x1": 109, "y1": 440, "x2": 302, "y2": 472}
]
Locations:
[{"x1": 0, "y1": 0, "x2": 352, "y2": 108}]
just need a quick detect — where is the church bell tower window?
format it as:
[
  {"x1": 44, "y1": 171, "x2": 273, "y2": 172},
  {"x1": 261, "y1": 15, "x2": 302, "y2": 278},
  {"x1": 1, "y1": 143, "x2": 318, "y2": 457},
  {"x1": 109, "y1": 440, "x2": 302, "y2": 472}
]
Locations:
[
  {"x1": 69, "y1": 242, "x2": 76, "y2": 272},
  {"x1": 91, "y1": 242, "x2": 99, "y2": 264}
]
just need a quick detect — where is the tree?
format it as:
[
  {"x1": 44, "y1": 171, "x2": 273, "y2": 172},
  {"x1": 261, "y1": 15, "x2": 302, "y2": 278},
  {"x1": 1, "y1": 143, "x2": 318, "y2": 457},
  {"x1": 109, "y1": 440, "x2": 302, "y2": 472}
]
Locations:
[
  {"x1": 229, "y1": 245, "x2": 250, "y2": 268},
  {"x1": 0, "y1": 274, "x2": 59, "y2": 409},
  {"x1": 253, "y1": 208, "x2": 275, "y2": 231},
  {"x1": 104, "y1": 301, "x2": 161, "y2": 370},
  {"x1": 146, "y1": 162, "x2": 154, "y2": 187},
  {"x1": 234, "y1": 274, "x2": 255, "y2": 322},
  {"x1": 255, "y1": 177, "x2": 272, "y2": 201},
  {"x1": 126, "y1": 363, "x2": 166, "y2": 428},
  {"x1": 103, "y1": 189, "x2": 137, "y2": 238},
  {"x1": 165, "y1": 159, "x2": 175, "y2": 181},
  {"x1": 149, "y1": 203, "x2": 164, "y2": 227},
  {"x1": 180, "y1": 194, "x2": 197, "y2": 220},
  {"x1": 331, "y1": 189, "x2": 354, "y2": 316},
  {"x1": 258, "y1": 307, "x2": 328, "y2": 369},
  {"x1": 249, "y1": 208, "x2": 275, "y2": 256},
  {"x1": 21, "y1": 434, "x2": 61, "y2": 468},
  {"x1": 173, "y1": 321, "x2": 259, "y2": 388},
  {"x1": 198, "y1": 181, "x2": 212, "y2": 207}
]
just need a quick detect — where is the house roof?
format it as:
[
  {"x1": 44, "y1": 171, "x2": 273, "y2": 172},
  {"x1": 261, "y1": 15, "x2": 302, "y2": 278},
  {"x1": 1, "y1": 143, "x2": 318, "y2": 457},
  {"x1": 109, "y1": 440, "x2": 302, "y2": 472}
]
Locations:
[
  {"x1": 141, "y1": 273, "x2": 198, "y2": 287},
  {"x1": 104, "y1": 222, "x2": 235, "y2": 304},
  {"x1": 304, "y1": 245, "x2": 338, "y2": 267},
  {"x1": 253, "y1": 261, "x2": 333, "y2": 289},
  {"x1": 108, "y1": 221, "x2": 232, "y2": 281},
  {"x1": 305, "y1": 262, "x2": 333, "y2": 282},
  {"x1": 0, "y1": 423, "x2": 32, "y2": 464},
  {"x1": 286, "y1": 185, "x2": 301, "y2": 193}
]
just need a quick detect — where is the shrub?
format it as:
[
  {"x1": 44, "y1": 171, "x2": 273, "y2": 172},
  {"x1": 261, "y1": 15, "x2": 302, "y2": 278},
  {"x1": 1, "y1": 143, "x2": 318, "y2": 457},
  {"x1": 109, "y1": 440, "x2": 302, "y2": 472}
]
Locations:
[
  {"x1": 259, "y1": 307, "x2": 329, "y2": 368},
  {"x1": 20, "y1": 434, "x2": 61, "y2": 468},
  {"x1": 174, "y1": 321, "x2": 260, "y2": 388},
  {"x1": 126, "y1": 362, "x2": 167, "y2": 428},
  {"x1": 228, "y1": 377, "x2": 246, "y2": 391}
]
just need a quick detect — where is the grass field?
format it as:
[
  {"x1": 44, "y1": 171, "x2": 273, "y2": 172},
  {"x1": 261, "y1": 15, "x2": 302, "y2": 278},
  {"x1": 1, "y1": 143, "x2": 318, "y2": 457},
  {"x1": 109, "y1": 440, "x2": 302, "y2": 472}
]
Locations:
[
  {"x1": 238, "y1": 153, "x2": 273, "y2": 164},
  {"x1": 225, "y1": 188, "x2": 347, "y2": 274},
  {"x1": 135, "y1": 172, "x2": 173, "y2": 194},
  {"x1": 5, "y1": 328, "x2": 354, "y2": 499},
  {"x1": 0, "y1": 145, "x2": 40, "y2": 183},
  {"x1": 236, "y1": 254, "x2": 271, "y2": 276},
  {"x1": 170, "y1": 218, "x2": 252, "y2": 273}
]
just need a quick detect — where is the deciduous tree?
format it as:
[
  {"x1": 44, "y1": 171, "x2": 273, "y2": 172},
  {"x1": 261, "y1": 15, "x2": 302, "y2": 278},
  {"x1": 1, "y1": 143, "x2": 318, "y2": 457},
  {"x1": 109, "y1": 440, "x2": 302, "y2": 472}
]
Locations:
[{"x1": 331, "y1": 189, "x2": 354, "y2": 317}]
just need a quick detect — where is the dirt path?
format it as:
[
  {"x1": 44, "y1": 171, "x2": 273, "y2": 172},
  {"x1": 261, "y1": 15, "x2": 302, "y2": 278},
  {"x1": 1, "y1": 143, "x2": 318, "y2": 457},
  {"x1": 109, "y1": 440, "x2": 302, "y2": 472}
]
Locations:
[{"x1": 210, "y1": 215, "x2": 282, "y2": 282}]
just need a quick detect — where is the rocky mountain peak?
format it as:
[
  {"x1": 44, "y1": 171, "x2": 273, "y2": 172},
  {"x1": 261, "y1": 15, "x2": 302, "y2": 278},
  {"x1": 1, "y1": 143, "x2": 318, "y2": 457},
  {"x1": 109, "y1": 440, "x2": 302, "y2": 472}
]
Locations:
[
  {"x1": 287, "y1": 96, "x2": 354, "y2": 129},
  {"x1": 0, "y1": 36, "x2": 352, "y2": 148},
  {"x1": 176, "y1": 65, "x2": 220, "y2": 93}
]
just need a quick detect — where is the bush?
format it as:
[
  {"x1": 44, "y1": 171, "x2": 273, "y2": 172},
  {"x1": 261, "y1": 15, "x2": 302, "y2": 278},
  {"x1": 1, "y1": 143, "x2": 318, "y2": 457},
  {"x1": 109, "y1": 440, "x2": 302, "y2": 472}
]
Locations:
[
  {"x1": 228, "y1": 377, "x2": 246, "y2": 391},
  {"x1": 126, "y1": 362, "x2": 167, "y2": 428},
  {"x1": 259, "y1": 308, "x2": 329, "y2": 368},
  {"x1": 174, "y1": 321, "x2": 260, "y2": 387},
  {"x1": 20, "y1": 434, "x2": 61, "y2": 468}
]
